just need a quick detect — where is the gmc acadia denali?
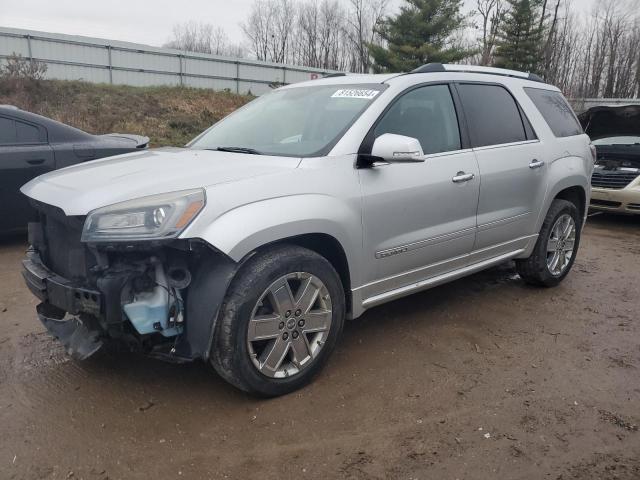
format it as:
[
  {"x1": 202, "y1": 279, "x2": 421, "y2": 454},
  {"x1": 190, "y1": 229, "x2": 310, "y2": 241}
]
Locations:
[{"x1": 21, "y1": 64, "x2": 594, "y2": 396}]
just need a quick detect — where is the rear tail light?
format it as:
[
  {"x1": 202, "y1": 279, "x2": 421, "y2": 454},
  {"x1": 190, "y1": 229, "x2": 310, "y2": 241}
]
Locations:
[{"x1": 590, "y1": 144, "x2": 597, "y2": 163}]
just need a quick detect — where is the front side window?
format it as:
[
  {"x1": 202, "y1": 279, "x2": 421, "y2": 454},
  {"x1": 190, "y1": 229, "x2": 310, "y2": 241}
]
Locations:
[
  {"x1": 524, "y1": 87, "x2": 583, "y2": 138},
  {"x1": 373, "y1": 84, "x2": 461, "y2": 155},
  {"x1": 457, "y1": 84, "x2": 528, "y2": 147},
  {"x1": 189, "y1": 84, "x2": 386, "y2": 157}
]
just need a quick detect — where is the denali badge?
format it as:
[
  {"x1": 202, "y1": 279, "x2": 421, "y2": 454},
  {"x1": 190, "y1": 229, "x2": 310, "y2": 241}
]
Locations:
[{"x1": 376, "y1": 246, "x2": 409, "y2": 259}]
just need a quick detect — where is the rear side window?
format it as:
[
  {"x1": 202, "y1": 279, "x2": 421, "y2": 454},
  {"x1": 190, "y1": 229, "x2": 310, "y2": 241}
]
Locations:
[
  {"x1": 524, "y1": 88, "x2": 583, "y2": 137},
  {"x1": 16, "y1": 120, "x2": 42, "y2": 143},
  {"x1": 457, "y1": 84, "x2": 527, "y2": 147},
  {"x1": 0, "y1": 117, "x2": 17, "y2": 144}
]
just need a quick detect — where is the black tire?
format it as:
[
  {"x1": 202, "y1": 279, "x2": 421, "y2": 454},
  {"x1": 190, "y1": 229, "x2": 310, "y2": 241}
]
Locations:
[
  {"x1": 210, "y1": 244, "x2": 345, "y2": 397},
  {"x1": 516, "y1": 199, "x2": 581, "y2": 287}
]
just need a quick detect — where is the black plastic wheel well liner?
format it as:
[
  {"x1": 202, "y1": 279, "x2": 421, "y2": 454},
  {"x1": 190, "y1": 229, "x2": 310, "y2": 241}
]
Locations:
[
  {"x1": 257, "y1": 233, "x2": 353, "y2": 318},
  {"x1": 555, "y1": 186, "x2": 586, "y2": 222},
  {"x1": 185, "y1": 233, "x2": 353, "y2": 360},
  {"x1": 178, "y1": 245, "x2": 239, "y2": 360}
]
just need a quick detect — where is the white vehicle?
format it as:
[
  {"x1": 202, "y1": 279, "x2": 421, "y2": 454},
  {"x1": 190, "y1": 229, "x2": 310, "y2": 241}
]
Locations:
[{"x1": 22, "y1": 64, "x2": 593, "y2": 396}]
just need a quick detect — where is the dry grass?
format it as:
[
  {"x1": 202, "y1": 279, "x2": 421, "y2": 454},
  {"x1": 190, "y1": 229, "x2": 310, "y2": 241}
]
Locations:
[{"x1": 0, "y1": 79, "x2": 253, "y2": 147}]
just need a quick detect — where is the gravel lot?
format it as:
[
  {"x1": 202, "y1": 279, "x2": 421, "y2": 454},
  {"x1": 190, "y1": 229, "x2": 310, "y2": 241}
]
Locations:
[{"x1": 1, "y1": 213, "x2": 639, "y2": 480}]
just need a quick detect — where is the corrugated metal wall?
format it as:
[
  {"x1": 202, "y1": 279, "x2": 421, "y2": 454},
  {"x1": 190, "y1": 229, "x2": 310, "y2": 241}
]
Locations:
[{"x1": 0, "y1": 27, "x2": 337, "y2": 95}]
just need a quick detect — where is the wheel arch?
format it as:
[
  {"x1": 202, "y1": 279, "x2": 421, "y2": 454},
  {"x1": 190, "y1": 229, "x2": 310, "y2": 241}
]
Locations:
[
  {"x1": 251, "y1": 233, "x2": 353, "y2": 318},
  {"x1": 554, "y1": 185, "x2": 587, "y2": 223},
  {"x1": 537, "y1": 157, "x2": 589, "y2": 232}
]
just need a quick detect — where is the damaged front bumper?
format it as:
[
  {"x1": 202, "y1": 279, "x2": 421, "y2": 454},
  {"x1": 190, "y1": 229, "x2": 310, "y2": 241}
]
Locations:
[
  {"x1": 23, "y1": 251, "x2": 103, "y2": 359},
  {"x1": 22, "y1": 225, "x2": 238, "y2": 363}
]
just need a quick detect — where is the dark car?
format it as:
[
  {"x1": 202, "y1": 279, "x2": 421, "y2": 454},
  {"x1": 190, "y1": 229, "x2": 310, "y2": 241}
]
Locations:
[{"x1": 0, "y1": 105, "x2": 149, "y2": 233}]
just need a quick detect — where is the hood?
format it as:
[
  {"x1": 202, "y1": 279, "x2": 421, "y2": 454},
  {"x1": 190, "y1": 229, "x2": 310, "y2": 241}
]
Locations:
[
  {"x1": 21, "y1": 147, "x2": 301, "y2": 216},
  {"x1": 578, "y1": 105, "x2": 640, "y2": 141}
]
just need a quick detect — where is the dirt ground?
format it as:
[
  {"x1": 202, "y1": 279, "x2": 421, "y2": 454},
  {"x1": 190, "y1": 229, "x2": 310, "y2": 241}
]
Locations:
[{"x1": 1, "y1": 213, "x2": 639, "y2": 480}]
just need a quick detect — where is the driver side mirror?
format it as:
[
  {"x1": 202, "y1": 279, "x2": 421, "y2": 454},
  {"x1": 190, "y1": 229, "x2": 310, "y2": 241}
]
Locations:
[{"x1": 358, "y1": 134, "x2": 425, "y2": 168}]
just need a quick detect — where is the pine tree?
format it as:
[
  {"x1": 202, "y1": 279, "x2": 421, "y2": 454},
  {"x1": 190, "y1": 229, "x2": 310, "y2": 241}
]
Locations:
[
  {"x1": 368, "y1": 0, "x2": 472, "y2": 73},
  {"x1": 493, "y1": 0, "x2": 544, "y2": 74}
]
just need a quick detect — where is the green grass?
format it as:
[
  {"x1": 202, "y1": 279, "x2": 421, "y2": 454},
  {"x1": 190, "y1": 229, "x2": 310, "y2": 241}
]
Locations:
[{"x1": 0, "y1": 79, "x2": 253, "y2": 147}]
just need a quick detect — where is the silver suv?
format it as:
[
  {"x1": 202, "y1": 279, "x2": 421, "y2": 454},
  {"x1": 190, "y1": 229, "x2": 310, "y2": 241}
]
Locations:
[{"x1": 21, "y1": 64, "x2": 593, "y2": 396}]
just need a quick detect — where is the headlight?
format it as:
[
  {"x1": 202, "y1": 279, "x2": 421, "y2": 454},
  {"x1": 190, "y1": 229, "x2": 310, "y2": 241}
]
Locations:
[{"x1": 81, "y1": 189, "x2": 205, "y2": 242}]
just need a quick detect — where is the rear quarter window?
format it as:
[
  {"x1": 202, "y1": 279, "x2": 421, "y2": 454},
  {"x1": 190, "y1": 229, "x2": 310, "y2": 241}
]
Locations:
[
  {"x1": 16, "y1": 120, "x2": 42, "y2": 143},
  {"x1": 524, "y1": 88, "x2": 583, "y2": 138}
]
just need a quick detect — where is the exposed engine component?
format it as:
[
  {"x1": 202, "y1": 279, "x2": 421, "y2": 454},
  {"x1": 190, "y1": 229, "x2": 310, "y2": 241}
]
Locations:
[
  {"x1": 167, "y1": 266, "x2": 192, "y2": 290},
  {"x1": 123, "y1": 260, "x2": 184, "y2": 338}
]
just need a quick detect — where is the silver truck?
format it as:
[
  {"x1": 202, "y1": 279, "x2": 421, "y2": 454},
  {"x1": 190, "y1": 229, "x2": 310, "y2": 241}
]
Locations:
[{"x1": 21, "y1": 64, "x2": 594, "y2": 396}]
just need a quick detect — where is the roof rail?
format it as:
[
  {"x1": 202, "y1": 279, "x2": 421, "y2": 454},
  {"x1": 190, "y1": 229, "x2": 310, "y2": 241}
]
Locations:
[{"x1": 410, "y1": 63, "x2": 544, "y2": 83}]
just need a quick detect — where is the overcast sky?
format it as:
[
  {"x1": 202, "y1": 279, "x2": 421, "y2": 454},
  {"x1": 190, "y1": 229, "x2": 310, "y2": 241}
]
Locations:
[{"x1": 0, "y1": 0, "x2": 597, "y2": 49}]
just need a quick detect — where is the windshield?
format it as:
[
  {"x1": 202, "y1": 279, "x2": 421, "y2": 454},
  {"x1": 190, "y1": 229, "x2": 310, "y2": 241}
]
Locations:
[
  {"x1": 592, "y1": 136, "x2": 640, "y2": 146},
  {"x1": 189, "y1": 84, "x2": 386, "y2": 157}
]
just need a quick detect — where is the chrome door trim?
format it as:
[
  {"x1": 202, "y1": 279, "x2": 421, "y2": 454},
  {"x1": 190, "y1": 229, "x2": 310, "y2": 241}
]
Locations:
[
  {"x1": 418, "y1": 148, "x2": 474, "y2": 160},
  {"x1": 362, "y1": 249, "x2": 525, "y2": 309},
  {"x1": 476, "y1": 212, "x2": 531, "y2": 232},
  {"x1": 472, "y1": 139, "x2": 540, "y2": 152},
  {"x1": 357, "y1": 234, "x2": 536, "y2": 294},
  {"x1": 374, "y1": 226, "x2": 476, "y2": 259}
]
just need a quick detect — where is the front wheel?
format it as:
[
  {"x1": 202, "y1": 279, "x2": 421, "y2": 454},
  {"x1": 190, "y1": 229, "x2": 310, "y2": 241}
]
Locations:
[
  {"x1": 210, "y1": 245, "x2": 345, "y2": 397},
  {"x1": 516, "y1": 199, "x2": 581, "y2": 287}
]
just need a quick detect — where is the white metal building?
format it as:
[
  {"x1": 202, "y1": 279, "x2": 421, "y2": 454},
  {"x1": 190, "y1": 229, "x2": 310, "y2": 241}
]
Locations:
[{"x1": 0, "y1": 27, "x2": 338, "y2": 95}]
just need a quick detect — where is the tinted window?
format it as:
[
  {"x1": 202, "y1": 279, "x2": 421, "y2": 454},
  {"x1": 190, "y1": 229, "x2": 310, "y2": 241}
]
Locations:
[
  {"x1": 374, "y1": 84, "x2": 461, "y2": 155},
  {"x1": 0, "y1": 117, "x2": 17, "y2": 144},
  {"x1": 457, "y1": 84, "x2": 527, "y2": 147},
  {"x1": 524, "y1": 88, "x2": 583, "y2": 137},
  {"x1": 16, "y1": 120, "x2": 42, "y2": 143}
]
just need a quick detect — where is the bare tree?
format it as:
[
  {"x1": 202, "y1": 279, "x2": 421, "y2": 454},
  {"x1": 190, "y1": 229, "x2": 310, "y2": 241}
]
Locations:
[
  {"x1": 242, "y1": 0, "x2": 296, "y2": 63},
  {"x1": 0, "y1": 53, "x2": 48, "y2": 80},
  {"x1": 165, "y1": 21, "x2": 215, "y2": 53},
  {"x1": 474, "y1": 0, "x2": 504, "y2": 66},
  {"x1": 165, "y1": 21, "x2": 245, "y2": 57},
  {"x1": 344, "y1": 0, "x2": 388, "y2": 72},
  {"x1": 241, "y1": 0, "x2": 387, "y2": 72},
  {"x1": 499, "y1": 0, "x2": 640, "y2": 99}
]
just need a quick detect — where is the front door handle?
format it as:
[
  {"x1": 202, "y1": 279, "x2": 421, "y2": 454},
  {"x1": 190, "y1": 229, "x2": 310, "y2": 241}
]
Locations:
[
  {"x1": 26, "y1": 159, "x2": 45, "y2": 165},
  {"x1": 452, "y1": 172, "x2": 475, "y2": 183},
  {"x1": 529, "y1": 159, "x2": 545, "y2": 169}
]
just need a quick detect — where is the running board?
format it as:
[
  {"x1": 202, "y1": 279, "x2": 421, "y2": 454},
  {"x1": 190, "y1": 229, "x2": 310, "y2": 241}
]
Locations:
[{"x1": 361, "y1": 249, "x2": 524, "y2": 309}]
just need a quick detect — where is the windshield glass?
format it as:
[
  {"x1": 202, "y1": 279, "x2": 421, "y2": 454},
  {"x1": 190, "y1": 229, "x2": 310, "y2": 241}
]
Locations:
[
  {"x1": 189, "y1": 84, "x2": 386, "y2": 157},
  {"x1": 592, "y1": 136, "x2": 640, "y2": 146}
]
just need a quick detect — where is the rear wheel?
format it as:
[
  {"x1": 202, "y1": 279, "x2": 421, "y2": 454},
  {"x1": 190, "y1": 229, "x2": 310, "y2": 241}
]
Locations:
[
  {"x1": 210, "y1": 245, "x2": 345, "y2": 397},
  {"x1": 516, "y1": 199, "x2": 581, "y2": 287}
]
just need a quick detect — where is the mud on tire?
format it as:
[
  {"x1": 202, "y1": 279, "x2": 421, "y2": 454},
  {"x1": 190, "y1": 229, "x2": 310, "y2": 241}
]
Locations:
[
  {"x1": 516, "y1": 199, "x2": 581, "y2": 287},
  {"x1": 209, "y1": 244, "x2": 345, "y2": 397}
]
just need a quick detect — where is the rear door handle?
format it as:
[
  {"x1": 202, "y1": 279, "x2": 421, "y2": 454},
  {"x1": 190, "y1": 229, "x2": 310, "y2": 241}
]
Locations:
[
  {"x1": 452, "y1": 172, "x2": 475, "y2": 183},
  {"x1": 26, "y1": 159, "x2": 45, "y2": 165},
  {"x1": 529, "y1": 159, "x2": 545, "y2": 169}
]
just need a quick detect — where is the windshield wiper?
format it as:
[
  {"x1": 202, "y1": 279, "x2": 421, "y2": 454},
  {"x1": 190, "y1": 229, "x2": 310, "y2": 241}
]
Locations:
[{"x1": 214, "y1": 146, "x2": 263, "y2": 155}]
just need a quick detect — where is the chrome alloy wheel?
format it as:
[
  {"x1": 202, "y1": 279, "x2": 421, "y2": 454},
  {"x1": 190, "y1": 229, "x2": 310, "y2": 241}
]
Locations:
[
  {"x1": 546, "y1": 213, "x2": 576, "y2": 276},
  {"x1": 247, "y1": 272, "x2": 333, "y2": 378}
]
